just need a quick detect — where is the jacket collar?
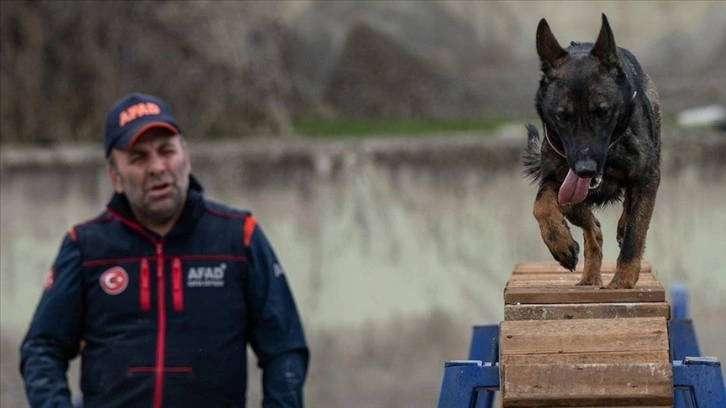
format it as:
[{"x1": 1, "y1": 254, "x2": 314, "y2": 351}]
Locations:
[{"x1": 107, "y1": 174, "x2": 206, "y2": 239}]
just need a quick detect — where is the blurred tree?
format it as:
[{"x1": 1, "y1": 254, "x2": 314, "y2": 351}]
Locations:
[{"x1": 0, "y1": 1, "x2": 296, "y2": 145}]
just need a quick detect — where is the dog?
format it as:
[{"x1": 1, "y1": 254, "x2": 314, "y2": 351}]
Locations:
[{"x1": 523, "y1": 14, "x2": 661, "y2": 289}]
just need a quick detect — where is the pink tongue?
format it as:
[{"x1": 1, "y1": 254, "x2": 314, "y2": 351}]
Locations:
[{"x1": 558, "y1": 169, "x2": 591, "y2": 205}]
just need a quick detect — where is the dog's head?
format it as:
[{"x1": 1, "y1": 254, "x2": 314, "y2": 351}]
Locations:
[{"x1": 535, "y1": 14, "x2": 634, "y2": 203}]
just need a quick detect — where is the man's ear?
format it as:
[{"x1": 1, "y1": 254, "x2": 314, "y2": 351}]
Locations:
[{"x1": 107, "y1": 162, "x2": 124, "y2": 194}]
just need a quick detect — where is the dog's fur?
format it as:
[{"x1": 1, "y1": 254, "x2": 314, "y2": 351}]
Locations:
[{"x1": 523, "y1": 14, "x2": 661, "y2": 289}]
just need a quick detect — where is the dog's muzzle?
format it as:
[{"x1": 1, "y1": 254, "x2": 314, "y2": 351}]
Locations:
[{"x1": 589, "y1": 172, "x2": 604, "y2": 190}]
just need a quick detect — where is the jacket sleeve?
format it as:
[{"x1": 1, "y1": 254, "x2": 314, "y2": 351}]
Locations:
[
  {"x1": 244, "y1": 217, "x2": 309, "y2": 408},
  {"x1": 20, "y1": 233, "x2": 84, "y2": 408}
]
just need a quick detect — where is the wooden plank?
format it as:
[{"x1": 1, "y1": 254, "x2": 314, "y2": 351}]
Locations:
[
  {"x1": 504, "y1": 265, "x2": 665, "y2": 304},
  {"x1": 505, "y1": 276, "x2": 661, "y2": 290},
  {"x1": 505, "y1": 273, "x2": 661, "y2": 288},
  {"x1": 502, "y1": 363, "x2": 673, "y2": 407},
  {"x1": 504, "y1": 302, "x2": 671, "y2": 321},
  {"x1": 504, "y1": 285, "x2": 666, "y2": 304},
  {"x1": 513, "y1": 260, "x2": 652, "y2": 274},
  {"x1": 501, "y1": 350, "x2": 670, "y2": 366},
  {"x1": 499, "y1": 318, "x2": 668, "y2": 356}
]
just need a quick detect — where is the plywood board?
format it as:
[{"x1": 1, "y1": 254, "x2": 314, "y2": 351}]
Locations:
[
  {"x1": 499, "y1": 317, "x2": 672, "y2": 407},
  {"x1": 504, "y1": 285, "x2": 665, "y2": 304},
  {"x1": 513, "y1": 260, "x2": 652, "y2": 274},
  {"x1": 504, "y1": 268, "x2": 665, "y2": 305},
  {"x1": 505, "y1": 273, "x2": 660, "y2": 286},
  {"x1": 501, "y1": 350, "x2": 670, "y2": 366},
  {"x1": 502, "y1": 363, "x2": 673, "y2": 407},
  {"x1": 499, "y1": 317, "x2": 669, "y2": 356},
  {"x1": 504, "y1": 302, "x2": 671, "y2": 321}
]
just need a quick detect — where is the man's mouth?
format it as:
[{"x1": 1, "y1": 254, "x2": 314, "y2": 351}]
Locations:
[{"x1": 148, "y1": 183, "x2": 172, "y2": 195}]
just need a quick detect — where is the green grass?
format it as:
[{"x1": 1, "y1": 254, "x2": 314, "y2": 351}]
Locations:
[{"x1": 294, "y1": 117, "x2": 512, "y2": 138}]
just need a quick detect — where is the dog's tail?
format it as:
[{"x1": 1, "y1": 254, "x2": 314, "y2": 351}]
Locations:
[{"x1": 522, "y1": 124, "x2": 542, "y2": 183}]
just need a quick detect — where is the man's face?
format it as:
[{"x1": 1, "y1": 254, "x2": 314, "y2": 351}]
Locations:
[{"x1": 108, "y1": 129, "x2": 191, "y2": 232}]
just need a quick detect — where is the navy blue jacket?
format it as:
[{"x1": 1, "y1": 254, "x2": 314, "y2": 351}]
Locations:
[{"x1": 20, "y1": 176, "x2": 309, "y2": 408}]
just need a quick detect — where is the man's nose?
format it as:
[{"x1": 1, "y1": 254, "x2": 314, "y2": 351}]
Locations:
[{"x1": 147, "y1": 153, "x2": 166, "y2": 174}]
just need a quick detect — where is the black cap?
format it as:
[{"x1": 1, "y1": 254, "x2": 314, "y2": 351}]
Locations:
[{"x1": 104, "y1": 93, "x2": 181, "y2": 158}]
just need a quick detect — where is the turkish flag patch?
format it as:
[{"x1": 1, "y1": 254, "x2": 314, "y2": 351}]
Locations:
[{"x1": 99, "y1": 266, "x2": 129, "y2": 295}]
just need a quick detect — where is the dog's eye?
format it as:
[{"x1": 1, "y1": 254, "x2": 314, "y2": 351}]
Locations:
[
  {"x1": 595, "y1": 106, "x2": 609, "y2": 119},
  {"x1": 556, "y1": 111, "x2": 570, "y2": 122}
]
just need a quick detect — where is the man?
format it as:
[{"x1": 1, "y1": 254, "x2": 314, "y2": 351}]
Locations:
[{"x1": 20, "y1": 93, "x2": 309, "y2": 408}]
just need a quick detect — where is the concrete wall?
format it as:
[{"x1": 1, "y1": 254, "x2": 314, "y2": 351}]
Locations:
[{"x1": 2, "y1": 130, "x2": 725, "y2": 406}]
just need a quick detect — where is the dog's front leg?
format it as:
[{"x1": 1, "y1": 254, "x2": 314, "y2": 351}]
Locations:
[
  {"x1": 533, "y1": 183, "x2": 579, "y2": 270},
  {"x1": 564, "y1": 206, "x2": 603, "y2": 286},
  {"x1": 616, "y1": 194, "x2": 632, "y2": 248},
  {"x1": 608, "y1": 186, "x2": 658, "y2": 289}
]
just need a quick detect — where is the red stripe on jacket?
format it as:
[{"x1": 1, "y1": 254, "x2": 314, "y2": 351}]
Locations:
[{"x1": 243, "y1": 216, "x2": 256, "y2": 246}]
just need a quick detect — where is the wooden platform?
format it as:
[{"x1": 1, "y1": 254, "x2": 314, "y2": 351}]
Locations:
[{"x1": 499, "y1": 261, "x2": 673, "y2": 407}]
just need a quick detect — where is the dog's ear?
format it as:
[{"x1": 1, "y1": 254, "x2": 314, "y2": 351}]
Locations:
[
  {"x1": 536, "y1": 18, "x2": 569, "y2": 70},
  {"x1": 590, "y1": 14, "x2": 621, "y2": 70}
]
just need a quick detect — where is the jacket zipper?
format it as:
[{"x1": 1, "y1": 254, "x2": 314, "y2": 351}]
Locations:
[
  {"x1": 153, "y1": 242, "x2": 166, "y2": 408},
  {"x1": 140, "y1": 258, "x2": 150, "y2": 312},
  {"x1": 172, "y1": 257, "x2": 184, "y2": 311},
  {"x1": 105, "y1": 209, "x2": 170, "y2": 407}
]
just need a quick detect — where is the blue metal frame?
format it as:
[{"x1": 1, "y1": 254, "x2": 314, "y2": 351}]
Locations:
[
  {"x1": 467, "y1": 325, "x2": 499, "y2": 408},
  {"x1": 437, "y1": 285, "x2": 726, "y2": 408},
  {"x1": 673, "y1": 358, "x2": 726, "y2": 407},
  {"x1": 670, "y1": 319, "x2": 703, "y2": 408},
  {"x1": 437, "y1": 360, "x2": 499, "y2": 408}
]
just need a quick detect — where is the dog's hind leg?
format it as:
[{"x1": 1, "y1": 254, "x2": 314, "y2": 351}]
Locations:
[
  {"x1": 564, "y1": 206, "x2": 604, "y2": 286},
  {"x1": 608, "y1": 187, "x2": 658, "y2": 289},
  {"x1": 533, "y1": 183, "x2": 579, "y2": 271}
]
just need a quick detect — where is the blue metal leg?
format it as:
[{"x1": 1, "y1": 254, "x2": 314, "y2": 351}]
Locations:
[
  {"x1": 670, "y1": 284, "x2": 689, "y2": 320},
  {"x1": 670, "y1": 284, "x2": 702, "y2": 408},
  {"x1": 468, "y1": 325, "x2": 499, "y2": 408},
  {"x1": 468, "y1": 325, "x2": 500, "y2": 362},
  {"x1": 669, "y1": 319, "x2": 702, "y2": 361},
  {"x1": 673, "y1": 358, "x2": 726, "y2": 407},
  {"x1": 670, "y1": 319, "x2": 702, "y2": 408},
  {"x1": 437, "y1": 360, "x2": 500, "y2": 408}
]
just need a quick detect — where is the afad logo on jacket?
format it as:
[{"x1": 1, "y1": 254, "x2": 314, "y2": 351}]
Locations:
[{"x1": 99, "y1": 267, "x2": 129, "y2": 295}]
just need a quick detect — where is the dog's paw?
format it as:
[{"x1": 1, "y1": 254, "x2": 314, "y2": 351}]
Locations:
[
  {"x1": 603, "y1": 279, "x2": 635, "y2": 289},
  {"x1": 605, "y1": 277, "x2": 636, "y2": 289},
  {"x1": 576, "y1": 276, "x2": 603, "y2": 286},
  {"x1": 606, "y1": 262, "x2": 640, "y2": 289},
  {"x1": 551, "y1": 239, "x2": 579, "y2": 271}
]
